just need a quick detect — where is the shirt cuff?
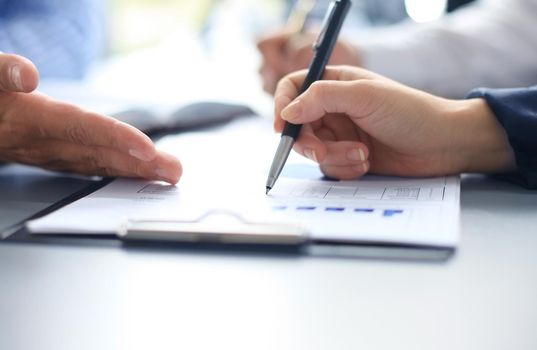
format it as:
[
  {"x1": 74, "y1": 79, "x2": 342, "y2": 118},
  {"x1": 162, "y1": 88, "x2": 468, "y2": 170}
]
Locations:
[{"x1": 467, "y1": 86, "x2": 537, "y2": 189}]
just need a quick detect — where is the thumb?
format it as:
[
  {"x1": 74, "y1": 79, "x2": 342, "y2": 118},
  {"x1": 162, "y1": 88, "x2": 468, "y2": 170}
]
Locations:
[
  {"x1": 280, "y1": 80, "x2": 381, "y2": 124},
  {"x1": 0, "y1": 54, "x2": 39, "y2": 93}
]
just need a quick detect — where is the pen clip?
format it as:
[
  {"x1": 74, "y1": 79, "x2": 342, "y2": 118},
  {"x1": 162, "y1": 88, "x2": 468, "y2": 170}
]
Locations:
[{"x1": 312, "y1": 1, "x2": 337, "y2": 51}]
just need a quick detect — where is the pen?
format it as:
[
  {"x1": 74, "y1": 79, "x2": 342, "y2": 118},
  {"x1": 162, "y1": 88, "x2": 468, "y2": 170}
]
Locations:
[
  {"x1": 265, "y1": 0, "x2": 352, "y2": 195},
  {"x1": 286, "y1": 0, "x2": 316, "y2": 34}
]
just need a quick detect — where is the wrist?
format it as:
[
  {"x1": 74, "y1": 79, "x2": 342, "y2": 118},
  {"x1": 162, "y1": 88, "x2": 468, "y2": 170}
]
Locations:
[{"x1": 446, "y1": 98, "x2": 516, "y2": 174}]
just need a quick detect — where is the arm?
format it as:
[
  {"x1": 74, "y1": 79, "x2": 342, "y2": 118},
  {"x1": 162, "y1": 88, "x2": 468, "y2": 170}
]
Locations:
[
  {"x1": 0, "y1": 0, "x2": 106, "y2": 79},
  {"x1": 359, "y1": 0, "x2": 537, "y2": 98},
  {"x1": 258, "y1": 0, "x2": 537, "y2": 98}
]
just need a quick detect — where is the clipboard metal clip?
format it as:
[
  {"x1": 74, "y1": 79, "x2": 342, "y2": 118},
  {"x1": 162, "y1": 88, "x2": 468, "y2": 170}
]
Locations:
[{"x1": 117, "y1": 209, "x2": 308, "y2": 246}]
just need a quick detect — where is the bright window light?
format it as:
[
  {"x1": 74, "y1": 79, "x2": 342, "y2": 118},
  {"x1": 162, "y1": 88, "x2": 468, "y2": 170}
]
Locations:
[{"x1": 405, "y1": 0, "x2": 447, "y2": 23}]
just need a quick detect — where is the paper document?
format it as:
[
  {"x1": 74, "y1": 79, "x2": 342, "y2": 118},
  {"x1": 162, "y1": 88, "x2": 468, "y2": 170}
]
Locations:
[{"x1": 28, "y1": 118, "x2": 460, "y2": 247}]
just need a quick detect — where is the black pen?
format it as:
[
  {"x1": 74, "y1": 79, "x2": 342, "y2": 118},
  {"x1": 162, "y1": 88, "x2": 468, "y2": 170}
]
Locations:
[{"x1": 265, "y1": 0, "x2": 352, "y2": 195}]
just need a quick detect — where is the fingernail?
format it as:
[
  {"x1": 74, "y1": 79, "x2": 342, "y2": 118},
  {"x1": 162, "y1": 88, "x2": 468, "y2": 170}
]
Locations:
[
  {"x1": 10, "y1": 65, "x2": 23, "y2": 91},
  {"x1": 129, "y1": 149, "x2": 153, "y2": 162},
  {"x1": 281, "y1": 100, "x2": 302, "y2": 121},
  {"x1": 304, "y1": 149, "x2": 318, "y2": 163},
  {"x1": 359, "y1": 149, "x2": 366, "y2": 161},
  {"x1": 156, "y1": 168, "x2": 175, "y2": 183}
]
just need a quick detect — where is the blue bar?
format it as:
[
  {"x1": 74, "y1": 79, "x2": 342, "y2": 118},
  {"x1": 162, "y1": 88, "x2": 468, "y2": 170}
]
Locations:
[
  {"x1": 354, "y1": 208, "x2": 374, "y2": 213},
  {"x1": 383, "y1": 209, "x2": 404, "y2": 217},
  {"x1": 297, "y1": 206, "x2": 317, "y2": 211},
  {"x1": 325, "y1": 207, "x2": 345, "y2": 212},
  {"x1": 272, "y1": 206, "x2": 287, "y2": 211}
]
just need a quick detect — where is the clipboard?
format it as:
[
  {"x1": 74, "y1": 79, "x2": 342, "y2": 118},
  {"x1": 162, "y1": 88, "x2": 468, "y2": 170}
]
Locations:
[
  {"x1": 117, "y1": 210, "x2": 454, "y2": 261},
  {"x1": 118, "y1": 210, "x2": 308, "y2": 246}
]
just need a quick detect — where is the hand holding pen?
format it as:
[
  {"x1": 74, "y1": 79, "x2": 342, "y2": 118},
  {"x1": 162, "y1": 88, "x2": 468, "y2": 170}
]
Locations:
[
  {"x1": 265, "y1": 0, "x2": 352, "y2": 194},
  {"x1": 257, "y1": 0, "x2": 359, "y2": 95}
]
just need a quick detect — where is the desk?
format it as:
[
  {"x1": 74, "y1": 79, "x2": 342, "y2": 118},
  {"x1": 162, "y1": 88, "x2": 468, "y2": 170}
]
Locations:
[
  {"x1": 1, "y1": 171, "x2": 536, "y2": 350},
  {"x1": 0, "y1": 165, "x2": 102, "y2": 238}
]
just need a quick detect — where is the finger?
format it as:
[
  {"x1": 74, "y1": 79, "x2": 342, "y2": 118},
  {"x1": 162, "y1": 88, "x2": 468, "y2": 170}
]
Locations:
[
  {"x1": 257, "y1": 31, "x2": 293, "y2": 89},
  {"x1": 274, "y1": 66, "x2": 363, "y2": 126},
  {"x1": 150, "y1": 150, "x2": 183, "y2": 185},
  {"x1": 277, "y1": 66, "x2": 378, "y2": 96},
  {"x1": 314, "y1": 124, "x2": 337, "y2": 141},
  {"x1": 320, "y1": 161, "x2": 370, "y2": 180},
  {"x1": 260, "y1": 64, "x2": 278, "y2": 95},
  {"x1": 0, "y1": 54, "x2": 39, "y2": 92},
  {"x1": 320, "y1": 141, "x2": 369, "y2": 167},
  {"x1": 281, "y1": 79, "x2": 382, "y2": 125},
  {"x1": 274, "y1": 94, "x2": 294, "y2": 132},
  {"x1": 18, "y1": 94, "x2": 158, "y2": 162},
  {"x1": 274, "y1": 69, "x2": 308, "y2": 132},
  {"x1": 285, "y1": 35, "x2": 315, "y2": 72},
  {"x1": 257, "y1": 30, "x2": 292, "y2": 53},
  {"x1": 273, "y1": 66, "x2": 381, "y2": 133},
  {"x1": 13, "y1": 140, "x2": 182, "y2": 184},
  {"x1": 291, "y1": 124, "x2": 327, "y2": 163},
  {"x1": 318, "y1": 115, "x2": 361, "y2": 141}
]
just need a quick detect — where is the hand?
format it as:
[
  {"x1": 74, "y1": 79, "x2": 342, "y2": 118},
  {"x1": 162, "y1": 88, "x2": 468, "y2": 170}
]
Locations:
[
  {"x1": 257, "y1": 29, "x2": 360, "y2": 94},
  {"x1": 0, "y1": 54, "x2": 182, "y2": 184},
  {"x1": 274, "y1": 66, "x2": 516, "y2": 179}
]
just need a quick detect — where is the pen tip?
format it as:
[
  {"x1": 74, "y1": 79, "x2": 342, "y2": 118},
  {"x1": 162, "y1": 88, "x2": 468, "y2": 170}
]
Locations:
[{"x1": 266, "y1": 187, "x2": 271, "y2": 195}]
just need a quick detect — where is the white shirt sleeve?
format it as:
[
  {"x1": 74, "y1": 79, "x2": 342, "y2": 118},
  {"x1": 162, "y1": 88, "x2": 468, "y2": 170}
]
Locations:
[{"x1": 358, "y1": 0, "x2": 537, "y2": 98}]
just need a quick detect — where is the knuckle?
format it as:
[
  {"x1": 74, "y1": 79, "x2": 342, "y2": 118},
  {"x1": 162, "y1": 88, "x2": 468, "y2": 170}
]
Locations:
[
  {"x1": 119, "y1": 156, "x2": 140, "y2": 176},
  {"x1": 66, "y1": 123, "x2": 91, "y2": 145},
  {"x1": 107, "y1": 120, "x2": 123, "y2": 149},
  {"x1": 0, "y1": 66, "x2": 13, "y2": 92},
  {"x1": 81, "y1": 151, "x2": 104, "y2": 172},
  {"x1": 350, "y1": 80, "x2": 383, "y2": 114},
  {"x1": 274, "y1": 77, "x2": 289, "y2": 94},
  {"x1": 351, "y1": 79, "x2": 374, "y2": 94},
  {"x1": 309, "y1": 82, "x2": 331, "y2": 112},
  {"x1": 309, "y1": 82, "x2": 326, "y2": 101},
  {"x1": 131, "y1": 162, "x2": 145, "y2": 177},
  {"x1": 10, "y1": 147, "x2": 48, "y2": 165}
]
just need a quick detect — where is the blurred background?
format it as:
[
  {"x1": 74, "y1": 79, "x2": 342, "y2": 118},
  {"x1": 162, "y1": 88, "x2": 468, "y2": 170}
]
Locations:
[
  {"x1": 24, "y1": 0, "x2": 475, "y2": 115},
  {"x1": 107, "y1": 0, "x2": 475, "y2": 56},
  {"x1": 108, "y1": 0, "x2": 282, "y2": 55}
]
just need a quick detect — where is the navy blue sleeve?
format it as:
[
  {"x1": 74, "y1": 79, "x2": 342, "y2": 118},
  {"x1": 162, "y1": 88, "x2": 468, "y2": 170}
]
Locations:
[{"x1": 468, "y1": 86, "x2": 537, "y2": 189}]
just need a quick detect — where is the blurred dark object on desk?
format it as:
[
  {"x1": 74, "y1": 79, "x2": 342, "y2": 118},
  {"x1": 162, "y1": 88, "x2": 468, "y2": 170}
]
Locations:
[{"x1": 447, "y1": 0, "x2": 476, "y2": 12}]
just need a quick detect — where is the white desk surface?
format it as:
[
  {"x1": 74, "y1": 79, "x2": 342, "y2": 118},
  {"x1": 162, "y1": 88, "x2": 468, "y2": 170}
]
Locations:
[{"x1": 1, "y1": 174, "x2": 536, "y2": 350}]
